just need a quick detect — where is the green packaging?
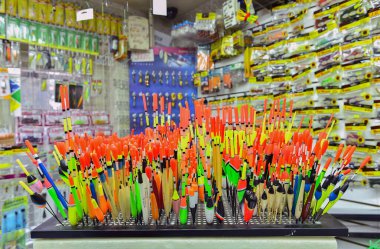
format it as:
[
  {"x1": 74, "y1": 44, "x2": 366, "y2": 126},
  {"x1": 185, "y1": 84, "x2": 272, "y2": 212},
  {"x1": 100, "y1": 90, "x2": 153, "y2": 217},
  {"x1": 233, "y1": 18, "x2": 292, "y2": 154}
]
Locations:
[
  {"x1": 82, "y1": 34, "x2": 90, "y2": 52},
  {"x1": 74, "y1": 32, "x2": 82, "y2": 50},
  {"x1": 0, "y1": 15, "x2": 5, "y2": 38},
  {"x1": 7, "y1": 16, "x2": 20, "y2": 40},
  {"x1": 67, "y1": 30, "x2": 75, "y2": 49},
  {"x1": 50, "y1": 27, "x2": 59, "y2": 47},
  {"x1": 58, "y1": 29, "x2": 67, "y2": 48},
  {"x1": 37, "y1": 24, "x2": 50, "y2": 45},
  {"x1": 91, "y1": 35, "x2": 99, "y2": 53},
  {"x1": 29, "y1": 22, "x2": 37, "y2": 44},
  {"x1": 19, "y1": 20, "x2": 29, "y2": 42}
]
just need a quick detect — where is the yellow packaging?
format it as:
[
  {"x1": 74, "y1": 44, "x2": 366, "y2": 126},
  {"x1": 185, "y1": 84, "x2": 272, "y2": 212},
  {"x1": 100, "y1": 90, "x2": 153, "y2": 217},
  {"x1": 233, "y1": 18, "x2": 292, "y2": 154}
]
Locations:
[
  {"x1": 6, "y1": 0, "x2": 18, "y2": 16},
  {"x1": 36, "y1": 0, "x2": 45, "y2": 23},
  {"x1": 111, "y1": 17, "x2": 118, "y2": 36},
  {"x1": 87, "y1": 16, "x2": 96, "y2": 32},
  {"x1": 28, "y1": 0, "x2": 38, "y2": 20},
  {"x1": 74, "y1": 5, "x2": 82, "y2": 30},
  {"x1": 0, "y1": 0, "x2": 4, "y2": 13},
  {"x1": 96, "y1": 13, "x2": 104, "y2": 35},
  {"x1": 54, "y1": 1, "x2": 65, "y2": 26},
  {"x1": 18, "y1": 0, "x2": 28, "y2": 18},
  {"x1": 104, "y1": 14, "x2": 111, "y2": 35},
  {"x1": 65, "y1": 3, "x2": 75, "y2": 28}
]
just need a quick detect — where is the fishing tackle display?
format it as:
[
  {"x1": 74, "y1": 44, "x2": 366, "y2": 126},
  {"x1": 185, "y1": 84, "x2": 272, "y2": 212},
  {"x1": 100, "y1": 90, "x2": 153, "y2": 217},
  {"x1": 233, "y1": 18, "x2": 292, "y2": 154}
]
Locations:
[{"x1": 17, "y1": 92, "x2": 371, "y2": 227}]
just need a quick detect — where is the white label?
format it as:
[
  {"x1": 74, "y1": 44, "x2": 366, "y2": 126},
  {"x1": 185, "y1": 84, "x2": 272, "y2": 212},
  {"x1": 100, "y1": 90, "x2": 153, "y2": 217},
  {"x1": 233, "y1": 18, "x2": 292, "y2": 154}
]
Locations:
[
  {"x1": 76, "y1": 8, "x2": 94, "y2": 22},
  {"x1": 131, "y1": 49, "x2": 155, "y2": 62}
]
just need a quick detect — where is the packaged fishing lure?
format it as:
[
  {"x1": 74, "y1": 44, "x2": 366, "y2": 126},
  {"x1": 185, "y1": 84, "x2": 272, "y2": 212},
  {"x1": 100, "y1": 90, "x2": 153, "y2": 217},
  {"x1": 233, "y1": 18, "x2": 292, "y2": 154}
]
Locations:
[
  {"x1": 267, "y1": 40, "x2": 288, "y2": 60},
  {"x1": 6, "y1": 16, "x2": 20, "y2": 41},
  {"x1": 47, "y1": 127, "x2": 65, "y2": 144},
  {"x1": 221, "y1": 35, "x2": 234, "y2": 58},
  {"x1": 44, "y1": 111, "x2": 63, "y2": 126},
  {"x1": 251, "y1": 61, "x2": 268, "y2": 78},
  {"x1": 6, "y1": 0, "x2": 17, "y2": 16},
  {"x1": 291, "y1": 52, "x2": 318, "y2": 74},
  {"x1": 315, "y1": 64, "x2": 343, "y2": 87},
  {"x1": 313, "y1": 21, "x2": 341, "y2": 51},
  {"x1": 200, "y1": 71, "x2": 210, "y2": 94},
  {"x1": 289, "y1": 9, "x2": 308, "y2": 36},
  {"x1": 268, "y1": 59, "x2": 291, "y2": 77},
  {"x1": 19, "y1": 20, "x2": 29, "y2": 42},
  {"x1": 285, "y1": 34, "x2": 311, "y2": 58},
  {"x1": 342, "y1": 82, "x2": 374, "y2": 117},
  {"x1": 292, "y1": 68, "x2": 313, "y2": 92},
  {"x1": 291, "y1": 92, "x2": 315, "y2": 111},
  {"x1": 249, "y1": 46, "x2": 268, "y2": 65},
  {"x1": 37, "y1": 25, "x2": 49, "y2": 46},
  {"x1": 18, "y1": 110, "x2": 42, "y2": 126},
  {"x1": 64, "y1": 3, "x2": 76, "y2": 28},
  {"x1": 341, "y1": 39, "x2": 372, "y2": 62},
  {"x1": 18, "y1": 0, "x2": 28, "y2": 19},
  {"x1": 373, "y1": 36, "x2": 380, "y2": 56},
  {"x1": 222, "y1": 66, "x2": 232, "y2": 89},
  {"x1": 342, "y1": 60, "x2": 373, "y2": 83},
  {"x1": 194, "y1": 12, "x2": 218, "y2": 43},
  {"x1": 317, "y1": 45, "x2": 341, "y2": 68},
  {"x1": 340, "y1": 17, "x2": 371, "y2": 43},
  {"x1": 249, "y1": 77, "x2": 272, "y2": 95},
  {"x1": 369, "y1": 8, "x2": 380, "y2": 36},
  {"x1": 251, "y1": 29, "x2": 267, "y2": 46},
  {"x1": 372, "y1": 57, "x2": 380, "y2": 78},
  {"x1": 229, "y1": 63, "x2": 245, "y2": 86},
  {"x1": 17, "y1": 126, "x2": 43, "y2": 144},
  {"x1": 265, "y1": 22, "x2": 290, "y2": 43},
  {"x1": 71, "y1": 110, "x2": 90, "y2": 126},
  {"x1": 271, "y1": 2, "x2": 299, "y2": 22},
  {"x1": 1, "y1": 196, "x2": 27, "y2": 249},
  {"x1": 197, "y1": 45, "x2": 212, "y2": 72},
  {"x1": 91, "y1": 111, "x2": 110, "y2": 125},
  {"x1": 313, "y1": 3, "x2": 340, "y2": 29},
  {"x1": 336, "y1": 0, "x2": 370, "y2": 26},
  {"x1": 271, "y1": 76, "x2": 293, "y2": 95}
]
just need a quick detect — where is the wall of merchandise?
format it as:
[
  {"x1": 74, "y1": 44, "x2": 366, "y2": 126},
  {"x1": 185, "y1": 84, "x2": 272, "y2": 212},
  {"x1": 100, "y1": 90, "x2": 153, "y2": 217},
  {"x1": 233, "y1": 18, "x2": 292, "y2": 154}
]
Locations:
[
  {"x1": 186, "y1": 0, "x2": 380, "y2": 175},
  {"x1": 0, "y1": 0, "x2": 131, "y2": 245}
]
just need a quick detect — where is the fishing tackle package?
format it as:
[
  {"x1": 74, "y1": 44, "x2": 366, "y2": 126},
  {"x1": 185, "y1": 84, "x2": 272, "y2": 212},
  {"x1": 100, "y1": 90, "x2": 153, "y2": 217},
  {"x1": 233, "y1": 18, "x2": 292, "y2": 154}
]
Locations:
[
  {"x1": 17, "y1": 126, "x2": 43, "y2": 144},
  {"x1": 342, "y1": 60, "x2": 373, "y2": 83},
  {"x1": 268, "y1": 59, "x2": 291, "y2": 77},
  {"x1": 336, "y1": 0, "x2": 370, "y2": 26},
  {"x1": 341, "y1": 38, "x2": 372, "y2": 62},
  {"x1": 285, "y1": 34, "x2": 312, "y2": 58},
  {"x1": 291, "y1": 52, "x2": 318, "y2": 74},
  {"x1": 340, "y1": 17, "x2": 371, "y2": 43},
  {"x1": 249, "y1": 77, "x2": 272, "y2": 95},
  {"x1": 313, "y1": 21, "x2": 341, "y2": 51},
  {"x1": 317, "y1": 45, "x2": 342, "y2": 68},
  {"x1": 267, "y1": 40, "x2": 288, "y2": 60},
  {"x1": 292, "y1": 67, "x2": 313, "y2": 92},
  {"x1": 313, "y1": 3, "x2": 340, "y2": 29},
  {"x1": 315, "y1": 64, "x2": 343, "y2": 88}
]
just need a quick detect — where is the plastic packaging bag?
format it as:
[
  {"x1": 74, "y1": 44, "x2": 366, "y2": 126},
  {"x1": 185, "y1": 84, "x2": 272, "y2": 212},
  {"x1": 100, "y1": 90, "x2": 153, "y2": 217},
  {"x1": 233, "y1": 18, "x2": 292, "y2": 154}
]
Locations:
[
  {"x1": 315, "y1": 64, "x2": 342, "y2": 87},
  {"x1": 249, "y1": 77, "x2": 272, "y2": 95},
  {"x1": 340, "y1": 17, "x2": 370, "y2": 43},
  {"x1": 336, "y1": 0, "x2": 370, "y2": 26},
  {"x1": 341, "y1": 38, "x2": 372, "y2": 62},
  {"x1": 342, "y1": 60, "x2": 373, "y2": 83},
  {"x1": 317, "y1": 45, "x2": 341, "y2": 68}
]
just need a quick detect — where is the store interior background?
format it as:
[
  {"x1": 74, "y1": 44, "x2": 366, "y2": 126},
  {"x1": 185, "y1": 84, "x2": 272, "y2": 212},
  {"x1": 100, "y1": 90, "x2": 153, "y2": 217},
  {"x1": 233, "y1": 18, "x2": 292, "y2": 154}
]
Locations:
[{"x1": 0, "y1": 0, "x2": 379, "y2": 248}]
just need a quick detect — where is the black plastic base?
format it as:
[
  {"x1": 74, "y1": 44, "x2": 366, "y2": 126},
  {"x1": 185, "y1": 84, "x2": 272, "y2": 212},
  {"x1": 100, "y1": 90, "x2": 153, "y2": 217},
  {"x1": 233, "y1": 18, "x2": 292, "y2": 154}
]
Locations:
[{"x1": 31, "y1": 214, "x2": 347, "y2": 238}]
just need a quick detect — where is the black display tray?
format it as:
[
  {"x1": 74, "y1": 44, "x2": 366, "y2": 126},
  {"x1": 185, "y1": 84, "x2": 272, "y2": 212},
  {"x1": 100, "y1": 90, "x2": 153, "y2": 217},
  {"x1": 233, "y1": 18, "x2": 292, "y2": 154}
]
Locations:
[{"x1": 31, "y1": 214, "x2": 348, "y2": 238}]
